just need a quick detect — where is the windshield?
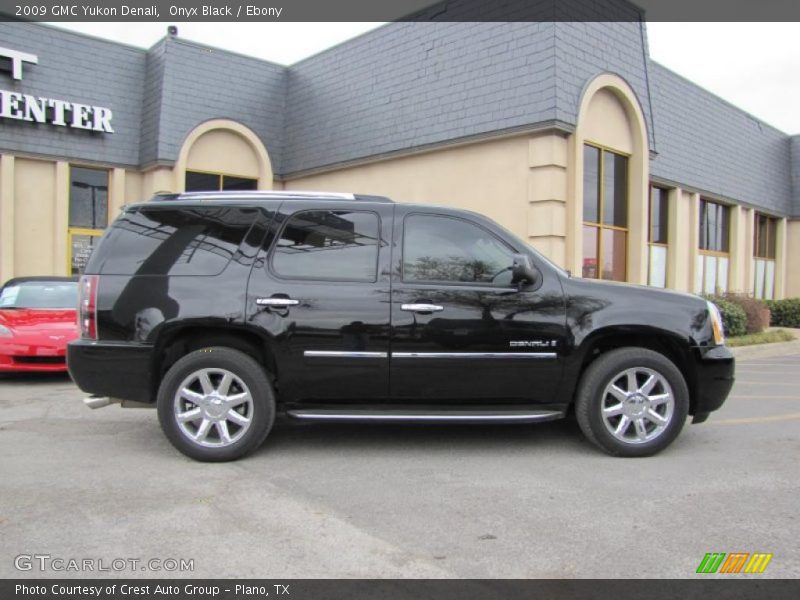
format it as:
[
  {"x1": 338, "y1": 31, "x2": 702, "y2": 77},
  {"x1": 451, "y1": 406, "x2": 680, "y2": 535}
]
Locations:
[{"x1": 0, "y1": 282, "x2": 78, "y2": 309}]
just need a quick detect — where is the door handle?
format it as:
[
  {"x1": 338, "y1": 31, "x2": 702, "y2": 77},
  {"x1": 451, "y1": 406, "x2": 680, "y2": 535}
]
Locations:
[
  {"x1": 401, "y1": 303, "x2": 444, "y2": 313},
  {"x1": 256, "y1": 297, "x2": 300, "y2": 307}
]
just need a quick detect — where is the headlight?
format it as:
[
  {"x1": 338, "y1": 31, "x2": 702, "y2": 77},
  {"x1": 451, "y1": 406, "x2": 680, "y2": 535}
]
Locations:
[
  {"x1": 706, "y1": 300, "x2": 725, "y2": 345},
  {"x1": 0, "y1": 324, "x2": 12, "y2": 338}
]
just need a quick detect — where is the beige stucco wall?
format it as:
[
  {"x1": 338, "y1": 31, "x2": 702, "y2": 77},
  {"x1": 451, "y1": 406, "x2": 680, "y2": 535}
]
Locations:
[
  {"x1": 285, "y1": 134, "x2": 535, "y2": 247},
  {"x1": 0, "y1": 155, "x2": 15, "y2": 282},
  {"x1": 14, "y1": 158, "x2": 57, "y2": 276},
  {"x1": 174, "y1": 119, "x2": 274, "y2": 192},
  {"x1": 785, "y1": 219, "x2": 800, "y2": 298},
  {"x1": 0, "y1": 156, "x2": 149, "y2": 280},
  {"x1": 186, "y1": 129, "x2": 261, "y2": 178},
  {"x1": 568, "y1": 75, "x2": 649, "y2": 284},
  {"x1": 0, "y1": 116, "x2": 794, "y2": 301},
  {"x1": 582, "y1": 88, "x2": 634, "y2": 154}
]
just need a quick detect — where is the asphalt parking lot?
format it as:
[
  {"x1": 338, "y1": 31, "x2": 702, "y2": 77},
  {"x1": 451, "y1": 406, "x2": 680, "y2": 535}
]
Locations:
[{"x1": 1, "y1": 353, "x2": 798, "y2": 579}]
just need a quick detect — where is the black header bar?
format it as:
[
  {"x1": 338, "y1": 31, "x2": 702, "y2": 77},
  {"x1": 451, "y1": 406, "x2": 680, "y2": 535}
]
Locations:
[{"x1": 0, "y1": 0, "x2": 799, "y2": 22}]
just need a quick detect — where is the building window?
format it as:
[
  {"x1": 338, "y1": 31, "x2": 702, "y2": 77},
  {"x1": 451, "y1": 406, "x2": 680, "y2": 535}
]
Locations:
[
  {"x1": 582, "y1": 144, "x2": 628, "y2": 281},
  {"x1": 696, "y1": 198, "x2": 730, "y2": 295},
  {"x1": 648, "y1": 186, "x2": 669, "y2": 288},
  {"x1": 69, "y1": 166, "x2": 109, "y2": 275},
  {"x1": 753, "y1": 212, "x2": 778, "y2": 300},
  {"x1": 185, "y1": 170, "x2": 258, "y2": 192}
]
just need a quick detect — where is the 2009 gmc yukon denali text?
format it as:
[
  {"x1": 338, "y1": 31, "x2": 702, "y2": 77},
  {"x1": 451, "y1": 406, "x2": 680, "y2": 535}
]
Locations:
[{"x1": 67, "y1": 191, "x2": 735, "y2": 461}]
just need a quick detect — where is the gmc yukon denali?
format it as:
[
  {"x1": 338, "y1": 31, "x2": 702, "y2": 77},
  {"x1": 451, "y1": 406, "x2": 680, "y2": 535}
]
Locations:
[{"x1": 67, "y1": 191, "x2": 735, "y2": 461}]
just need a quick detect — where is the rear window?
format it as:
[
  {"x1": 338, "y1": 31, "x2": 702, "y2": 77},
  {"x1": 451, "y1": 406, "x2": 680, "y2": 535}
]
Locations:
[{"x1": 93, "y1": 207, "x2": 257, "y2": 276}]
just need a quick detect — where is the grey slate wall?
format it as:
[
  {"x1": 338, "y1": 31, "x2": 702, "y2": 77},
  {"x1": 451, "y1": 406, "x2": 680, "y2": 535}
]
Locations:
[
  {"x1": 1, "y1": 22, "x2": 797, "y2": 219},
  {"x1": 139, "y1": 40, "x2": 167, "y2": 166},
  {"x1": 0, "y1": 24, "x2": 287, "y2": 170},
  {"x1": 282, "y1": 21, "x2": 558, "y2": 175},
  {"x1": 146, "y1": 39, "x2": 286, "y2": 170},
  {"x1": 553, "y1": 21, "x2": 655, "y2": 150},
  {"x1": 649, "y1": 62, "x2": 793, "y2": 216},
  {"x1": 0, "y1": 22, "x2": 146, "y2": 166}
]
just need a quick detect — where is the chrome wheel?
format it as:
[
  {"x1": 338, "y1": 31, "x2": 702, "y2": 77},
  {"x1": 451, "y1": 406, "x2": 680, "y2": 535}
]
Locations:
[
  {"x1": 600, "y1": 367, "x2": 675, "y2": 445},
  {"x1": 173, "y1": 368, "x2": 254, "y2": 448}
]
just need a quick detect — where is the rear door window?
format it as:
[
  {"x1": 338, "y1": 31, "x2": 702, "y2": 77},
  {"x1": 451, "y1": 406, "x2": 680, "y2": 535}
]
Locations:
[
  {"x1": 94, "y1": 207, "x2": 257, "y2": 276},
  {"x1": 270, "y1": 210, "x2": 380, "y2": 282}
]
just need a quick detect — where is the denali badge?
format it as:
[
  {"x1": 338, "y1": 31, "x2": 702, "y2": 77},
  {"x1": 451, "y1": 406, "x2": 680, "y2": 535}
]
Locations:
[{"x1": 510, "y1": 340, "x2": 557, "y2": 348}]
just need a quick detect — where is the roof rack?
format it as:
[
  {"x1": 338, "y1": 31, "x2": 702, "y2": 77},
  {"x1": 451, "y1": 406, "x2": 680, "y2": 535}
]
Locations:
[{"x1": 150, "y1": 190, "x2": 396, "y2": 202}]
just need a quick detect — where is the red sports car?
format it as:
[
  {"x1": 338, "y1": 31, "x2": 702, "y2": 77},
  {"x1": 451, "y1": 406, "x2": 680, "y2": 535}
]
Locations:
[{"x1": 0, "y1": 277, "x2": 79, "y2": 373}]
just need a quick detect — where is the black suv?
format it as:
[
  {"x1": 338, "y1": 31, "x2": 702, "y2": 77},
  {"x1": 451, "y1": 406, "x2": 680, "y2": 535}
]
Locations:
[{"x1": 67, "y1": 191, "x2": 734, "y2": 461}]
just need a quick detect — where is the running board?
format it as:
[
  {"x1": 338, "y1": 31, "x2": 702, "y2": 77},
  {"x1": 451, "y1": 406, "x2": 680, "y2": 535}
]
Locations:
[{"x1": 286, "y1": 408, "x2": 564, "y2": 424}]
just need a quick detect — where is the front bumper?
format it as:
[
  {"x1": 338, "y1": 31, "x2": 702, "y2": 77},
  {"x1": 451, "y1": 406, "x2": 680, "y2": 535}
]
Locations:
[
  {"x1": 0, "y1": 343, "x2": 68, "y2": 372},
  {"x1": 67, "y1": 339, "x2": 153, "y2": 402},
  {"x1": 691, "y1": 345, "x2": 735, "y2": 420}
]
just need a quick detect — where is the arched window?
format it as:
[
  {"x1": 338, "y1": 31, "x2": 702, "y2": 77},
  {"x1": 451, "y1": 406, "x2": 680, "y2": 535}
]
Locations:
[{"x1": 582, "y1": 143, "x2": 629, "y2": 281}]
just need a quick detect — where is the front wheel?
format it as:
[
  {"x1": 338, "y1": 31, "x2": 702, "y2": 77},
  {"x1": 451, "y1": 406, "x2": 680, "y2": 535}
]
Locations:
[
  {"x1": 575, "y1": 348, "x2": 689, "y2": 457},
  {"x1": 157, "y1": 347, "x2": 276, "y2": 462}
]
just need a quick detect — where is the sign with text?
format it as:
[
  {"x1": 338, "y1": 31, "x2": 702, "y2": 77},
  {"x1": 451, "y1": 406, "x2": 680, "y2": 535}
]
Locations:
[{"x1": 0, "y1": 46, "x2": 114, "y2": 133}]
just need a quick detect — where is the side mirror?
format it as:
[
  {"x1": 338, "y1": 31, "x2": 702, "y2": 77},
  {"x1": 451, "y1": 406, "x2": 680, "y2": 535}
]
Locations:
[{"x1": 511, "y1": 254, "x2": 542, "y2": 289}]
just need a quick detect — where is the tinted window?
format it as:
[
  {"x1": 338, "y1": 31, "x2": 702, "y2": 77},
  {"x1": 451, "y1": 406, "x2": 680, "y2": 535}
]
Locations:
[
  {"x1": 271, "y1": 211, "x2": 379, "y2": 281},
  {"x1": 96, "y1": 207, "x2": 256, "y2": 276},
  {"x1": 699, "y1": 199, "x2": 729, "y2": 253},
  {"x1": 603, "y1": 151, "x2": 628, "y2": 227},
  {"x1": 70, "y1": 166, "x2": 108, "y2": 229},
  {"x1": 754, "y1": 213, "x2": 777, "y2": 259},
  {"x1": 185, "y1": 172, "x2": 220, "y2": 192},
  {"x1": 185, "y1": 171, "x2": 258, "y2": 192},
  {"x1": 583, "y1": 145, "x2": 600, "y2": 223},
  {"x1": 403, "y1": 215, "x2": 515, "y2": 286},
  {"x1": 649, "y1": 186, "x2": 669, "y2": 244},
  {"x1": 223, "y1": 176, "x2": 257, "y2": 191}
]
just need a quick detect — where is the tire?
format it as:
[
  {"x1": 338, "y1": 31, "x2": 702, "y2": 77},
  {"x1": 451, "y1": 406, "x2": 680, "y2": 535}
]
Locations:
[
  {"x1": 157, "y1": 347, "x2": 276, "y2": 462},
  {"x1": 575, "y1": 347, "x2": 688, "y2": 457}
]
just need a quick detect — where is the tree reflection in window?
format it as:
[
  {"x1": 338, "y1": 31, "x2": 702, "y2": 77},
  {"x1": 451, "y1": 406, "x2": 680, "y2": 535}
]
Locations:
[
  {"x1": 272, "y1": 211, "x2": 380, "y2": 281},
  {"x1": 403, "y1": 215, "x2": 515, "y2": 286}
]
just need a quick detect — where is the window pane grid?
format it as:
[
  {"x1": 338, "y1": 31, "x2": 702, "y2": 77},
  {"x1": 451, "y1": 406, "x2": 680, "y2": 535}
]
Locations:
[
  {"x1": 185, "y1": 170, "x2": 257, "y2": 192},
  {"x1": 69, "y1": 166, "x2": 109, "y2": 230},
  {"x1": 699, "y1": 199, "x2": 730, "y2": 253},
  {"x1": 582, "y1": 144, "x2": 628, "y2": 282},
  {"x1": 753, "y1": 213, "x2": 777, "y2": 260}
]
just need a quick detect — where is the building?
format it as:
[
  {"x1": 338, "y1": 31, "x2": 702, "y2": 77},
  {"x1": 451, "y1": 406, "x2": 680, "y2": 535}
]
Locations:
[{"x1": 0, "y1": 18, "x2": 798, "y2": 298}]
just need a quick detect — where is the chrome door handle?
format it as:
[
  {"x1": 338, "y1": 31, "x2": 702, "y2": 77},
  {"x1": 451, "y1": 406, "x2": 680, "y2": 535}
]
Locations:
[
  {"x1": 256, "y1": 297, "x2": 300, "y2": 307},
  {"x1": 401, "y1": 303, "x2": 444, "y2": 313}
]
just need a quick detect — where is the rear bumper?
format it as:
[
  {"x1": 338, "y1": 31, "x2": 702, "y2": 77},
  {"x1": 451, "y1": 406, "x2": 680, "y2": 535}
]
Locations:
[
  {"x1": 67, "y1": 339, "x2": 153, "y2": 402},
  {"x1": 691, "y1": 345, "x2": 735, "y2": 419}
]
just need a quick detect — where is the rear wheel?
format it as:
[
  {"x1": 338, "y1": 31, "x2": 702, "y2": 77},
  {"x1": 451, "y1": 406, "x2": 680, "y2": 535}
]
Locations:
[
  {"x1": 575, "y1": 348, "x2": 688, "y2": 457},
  {"x1": 157, "y1": 347, "x2": 275, "y2": 462}
]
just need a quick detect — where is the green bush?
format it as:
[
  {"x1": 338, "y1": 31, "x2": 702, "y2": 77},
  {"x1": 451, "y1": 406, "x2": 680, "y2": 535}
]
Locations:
[
  {"x1": 705, "y1": 295, "x2": 747, "y2": 338},
  {"x1": 766, "y1": 298, "x2": 800, "y2": 328},
  {"x1": 723, "y1": 293, "x2": 771, "y2": 334}
]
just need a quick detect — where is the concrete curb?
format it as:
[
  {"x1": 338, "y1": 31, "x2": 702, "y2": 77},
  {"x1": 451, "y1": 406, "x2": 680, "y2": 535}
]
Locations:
[{"x1": 730, "y1": 339, "x2": 800, "y2": 361}]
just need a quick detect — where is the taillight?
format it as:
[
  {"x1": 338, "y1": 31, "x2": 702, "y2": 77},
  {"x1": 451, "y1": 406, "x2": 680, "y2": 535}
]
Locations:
[{"x1": 78, "y1": 275, "x2": 99, "y2": 340}]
